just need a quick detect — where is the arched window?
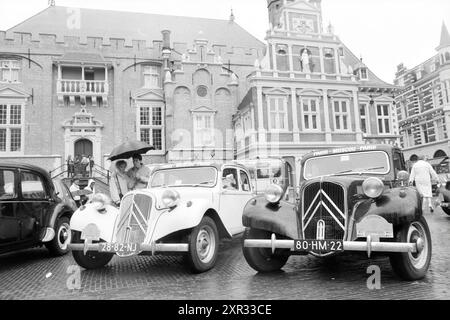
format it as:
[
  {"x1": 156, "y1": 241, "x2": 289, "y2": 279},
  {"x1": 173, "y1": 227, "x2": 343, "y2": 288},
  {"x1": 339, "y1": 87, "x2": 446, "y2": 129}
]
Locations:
[
  {"x1": 434, "y1": 150, "x2": 447, "y2": 158},
  {"x1": 276, "y1": 44, "x2": 289, "y2": 71}
]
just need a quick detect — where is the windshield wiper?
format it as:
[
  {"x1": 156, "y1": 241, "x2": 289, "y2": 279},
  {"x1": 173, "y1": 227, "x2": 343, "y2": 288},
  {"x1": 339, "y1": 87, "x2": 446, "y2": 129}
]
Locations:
[{"x1": 192, "y1": 181, "x2": 214, "y2": 187}]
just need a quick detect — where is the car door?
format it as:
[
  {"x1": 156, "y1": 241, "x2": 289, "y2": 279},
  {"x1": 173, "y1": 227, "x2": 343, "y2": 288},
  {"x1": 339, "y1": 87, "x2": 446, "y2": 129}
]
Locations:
[
  {"x1": 16, "y1": 170, "x2": 52, "y2": 242},
  {"x1": 0, "y1": 168, "x2": 20, "y2": 250},
  {"x1": 219, "y1": 167, "x2": 253, "y2": 235}
]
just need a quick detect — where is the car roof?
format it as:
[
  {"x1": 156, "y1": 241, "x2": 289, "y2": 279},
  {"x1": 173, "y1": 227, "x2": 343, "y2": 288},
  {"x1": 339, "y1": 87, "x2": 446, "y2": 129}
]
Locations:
[
  {"x1": 150, "y1": 161, "x2": 249, "y2": 172},
  {"x1": 0, "y1": 162, "x2": 51, "y2": 178},
  {"x1": 302, "y1": 145, "x2": 400, "y2": 162}
]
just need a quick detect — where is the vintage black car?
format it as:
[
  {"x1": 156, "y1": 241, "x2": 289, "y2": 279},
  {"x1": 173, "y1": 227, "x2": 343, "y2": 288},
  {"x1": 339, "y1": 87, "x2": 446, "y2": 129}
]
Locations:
[
  {"x1": 242, "y1": 145, "x2": 432, "y2": 281},
  {"x1": 0, "y1": 163, "x2": 76, "y2": 256},
  {"x1": 437, "y1": 178, "x2": 450, "y2": 216}
]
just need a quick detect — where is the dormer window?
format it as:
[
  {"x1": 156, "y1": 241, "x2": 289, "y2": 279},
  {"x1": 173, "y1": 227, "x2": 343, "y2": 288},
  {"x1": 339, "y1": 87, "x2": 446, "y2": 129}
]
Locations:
[
  {"x1": 360, "y1": 68, "x2": 368, "y2": 80},
  {"x1": 416, "y1": 70, "x2": 422, "y2": 80},
  {"x1": 430, "y1": 64, "x2": 436, "y2": 73}
]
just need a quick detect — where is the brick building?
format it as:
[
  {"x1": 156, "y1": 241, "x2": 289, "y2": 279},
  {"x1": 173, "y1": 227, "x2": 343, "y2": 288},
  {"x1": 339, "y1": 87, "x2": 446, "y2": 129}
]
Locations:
[
  {"x1": 0, "y1": 0, "x2": 398, "y2": 178},
  {"x1": 394, "y1": 22, "x2": 450, "y2": 170},
  {"x1": 0, "y1": 4, "x2": 262, "y2": 171},
  {"x1": 233, "y1": 0, "x2": 398, "y2": 180}
]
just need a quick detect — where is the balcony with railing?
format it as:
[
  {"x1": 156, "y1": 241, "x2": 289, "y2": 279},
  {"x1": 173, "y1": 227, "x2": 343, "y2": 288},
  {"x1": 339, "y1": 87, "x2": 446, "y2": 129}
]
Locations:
[
  {"x1": 55, "y1": 52, "x2": 111, "y2": 107},
  {"x1": 58, "y1": 79, "x2": 109, "y2": 95}
]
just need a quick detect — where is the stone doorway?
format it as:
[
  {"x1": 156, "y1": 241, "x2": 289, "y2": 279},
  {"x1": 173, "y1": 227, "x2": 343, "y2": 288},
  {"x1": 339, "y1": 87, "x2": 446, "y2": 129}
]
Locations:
[{"x1": 74, "y1": 139, "x2": 93, "y2": 159}]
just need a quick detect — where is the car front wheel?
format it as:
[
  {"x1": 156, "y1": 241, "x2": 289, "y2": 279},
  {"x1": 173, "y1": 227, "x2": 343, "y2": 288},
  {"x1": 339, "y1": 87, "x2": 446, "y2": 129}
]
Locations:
[
  {"x1": 71, "y1": 231, "x2": 114, "y2": 270},
  {"x1": 46, "y1": 216, "x2": 71, "y2": 256},
  {"x1": 389, "y1": 216, "x2": 432, "y2": 281},
  {"x1": 243, "y1": 228, "x2": 289, "y2": 273},
  {"x1": 185, "y1": 216, "x2": 219, "y2": 274},
  {"x1": 441, "y1": 207, "x2": 450, "y2": 216}
]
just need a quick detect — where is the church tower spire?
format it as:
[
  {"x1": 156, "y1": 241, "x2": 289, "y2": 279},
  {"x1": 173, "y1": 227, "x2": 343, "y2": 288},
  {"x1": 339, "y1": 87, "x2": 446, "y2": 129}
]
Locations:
[
  {"x1": 436, "y1": 21, "x2": 450, "y2": 65},
  {"x1": 437, "y1": 21, "x2": 450, "y2": 50}
]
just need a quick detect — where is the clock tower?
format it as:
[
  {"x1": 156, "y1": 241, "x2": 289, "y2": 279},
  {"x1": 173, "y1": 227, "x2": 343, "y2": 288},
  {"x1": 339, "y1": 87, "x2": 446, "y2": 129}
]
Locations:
[{"x1": 267, "y1": 0, "x2": 323, "y2": 34}]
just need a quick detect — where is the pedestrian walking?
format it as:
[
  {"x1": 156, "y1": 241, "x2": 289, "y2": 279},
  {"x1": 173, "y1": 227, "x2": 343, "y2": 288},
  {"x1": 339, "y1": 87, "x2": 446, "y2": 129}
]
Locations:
[{"x1": 409, "y1": 155, "x2": 439, "y2": 213}]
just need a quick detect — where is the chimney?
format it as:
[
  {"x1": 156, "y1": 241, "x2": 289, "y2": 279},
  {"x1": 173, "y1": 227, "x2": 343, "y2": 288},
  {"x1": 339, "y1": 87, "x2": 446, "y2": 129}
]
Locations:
[{"x1": 161, "y1": 30, "x2": 171, "y2": 50}]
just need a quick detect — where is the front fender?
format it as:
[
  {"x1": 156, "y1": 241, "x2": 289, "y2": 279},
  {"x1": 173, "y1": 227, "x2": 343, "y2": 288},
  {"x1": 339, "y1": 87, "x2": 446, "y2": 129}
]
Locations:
[
  {"x1": 242, "y1": 196, "x2": 299, "y2": 240},
  {"x1": 353, "y1": 187, "x2": 422, "y2": 232},
  {"x1": 45, "y1": 203, "x2": 74, "y2": 230},
  {"x1": 151, "y1": 199, "x2": 227, "y2": 242},
  {"x1": 440, "y1": 187, "x2": 450, "y2": 202},
  {"x1": 70, "y1": 204, "x2": 119, "y2": 242}
]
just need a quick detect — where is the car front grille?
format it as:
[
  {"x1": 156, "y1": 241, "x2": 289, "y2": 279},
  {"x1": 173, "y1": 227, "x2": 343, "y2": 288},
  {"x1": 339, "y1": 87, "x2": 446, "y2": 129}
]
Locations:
[
  {"x1": 115, "y1": 193, "x2": 152, "y2": 245},
  {"x1": 302, "y1": 182, "x2": 346, "y2": 241}
]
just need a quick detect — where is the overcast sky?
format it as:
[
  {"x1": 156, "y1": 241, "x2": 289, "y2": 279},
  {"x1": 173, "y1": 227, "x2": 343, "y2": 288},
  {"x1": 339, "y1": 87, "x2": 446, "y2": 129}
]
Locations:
[{"x1": 1, "y1": 0, "x2": 449, "y2": 84}]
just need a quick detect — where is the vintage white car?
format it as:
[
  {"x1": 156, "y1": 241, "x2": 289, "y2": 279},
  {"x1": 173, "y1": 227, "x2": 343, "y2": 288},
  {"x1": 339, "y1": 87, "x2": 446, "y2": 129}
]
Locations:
[{"x1": 68, "y1": 162, "x2": 254, "y2": 273}]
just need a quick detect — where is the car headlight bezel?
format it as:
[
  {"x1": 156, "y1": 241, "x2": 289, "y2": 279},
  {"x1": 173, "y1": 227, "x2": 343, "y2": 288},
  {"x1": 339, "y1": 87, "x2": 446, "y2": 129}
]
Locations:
[
  {"x1": 362, "y1": 177, "x2": 385, "y2": 199},
  {"x1": 161, "y1": 189, "x2": 181, "y2": 208},
  {"x1": 90, "y1": 193, "x2": 112, "y2": 213},
  {"x1": 264, "y1": 184, "x2": 284, "y2": 204}
]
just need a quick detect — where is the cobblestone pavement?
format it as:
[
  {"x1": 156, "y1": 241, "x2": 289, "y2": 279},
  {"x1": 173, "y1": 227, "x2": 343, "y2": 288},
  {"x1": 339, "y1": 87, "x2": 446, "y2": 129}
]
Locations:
[{"x1": 1, "y1": 209, "x2": 450, "y2": 300}]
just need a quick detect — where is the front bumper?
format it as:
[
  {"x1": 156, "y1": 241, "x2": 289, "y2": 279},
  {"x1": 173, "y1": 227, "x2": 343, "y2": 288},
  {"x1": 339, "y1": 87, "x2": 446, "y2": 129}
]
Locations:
[
  {"x1": 244, "y1": 234, "x2": 424, "y2": 258},
  {"x1": 68, "y1": 243, "x2": 189, "y2": 256},
  {"x1": 440, "y1": 202, "x2": 450, "y2": 208}
]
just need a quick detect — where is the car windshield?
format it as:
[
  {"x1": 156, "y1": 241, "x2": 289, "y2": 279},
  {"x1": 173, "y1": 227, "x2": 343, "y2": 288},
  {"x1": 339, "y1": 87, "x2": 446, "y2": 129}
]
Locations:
[
  {"x1": 303, "y1": 151, "x2": 390, "y2": 180},
  {"x1": 150, "y1": 167, "x2": 217, "y2": 188}
]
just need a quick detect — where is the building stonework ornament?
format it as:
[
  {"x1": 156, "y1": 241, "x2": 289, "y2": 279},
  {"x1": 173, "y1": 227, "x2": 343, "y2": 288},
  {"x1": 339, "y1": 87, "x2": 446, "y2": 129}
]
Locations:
[
  {"x1": 293, "y1": 17, "x2": 314, "y2": 33},
  {"x1": 300, "y1": 48, "x2": 311, "y2": 73}
]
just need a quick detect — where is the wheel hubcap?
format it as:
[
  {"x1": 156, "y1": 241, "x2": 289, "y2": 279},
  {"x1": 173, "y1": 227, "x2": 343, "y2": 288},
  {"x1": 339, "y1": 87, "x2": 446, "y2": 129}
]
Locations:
[
  {"x1": 196, "y1": 227, "x2": 215, "y2": 264},
  {"x1": 408, "y1": 222, "x2": 429, "y2": 269},
  {"x1": 58, "y1": 224, "x2": 71, "y2": 250}
]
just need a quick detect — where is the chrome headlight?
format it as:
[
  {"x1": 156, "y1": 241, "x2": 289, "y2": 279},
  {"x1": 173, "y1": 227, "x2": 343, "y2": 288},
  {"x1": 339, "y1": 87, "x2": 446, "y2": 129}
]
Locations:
[
  {"x1": 90, "y1": 193, "x2": 112, "y2": 212},
  {"x1": 362, "y1": 177, "x2": 384, "y2": 199},
  {"x1": 264, "y1": 184, "x2": 284, "y2": 204},
  {"x1": 161, "y1": 189, "x2": 181, "y2": 208}
]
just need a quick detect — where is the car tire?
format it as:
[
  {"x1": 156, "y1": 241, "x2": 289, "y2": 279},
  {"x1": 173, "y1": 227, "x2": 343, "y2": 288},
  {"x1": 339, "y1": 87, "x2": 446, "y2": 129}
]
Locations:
[
  {"x1": 45, "y1": 216, "x2": 71, "y2": 256},
  {"x1": 389, "y1": 216, "x2": 432, "y2": 281},
  {"x1": 71, "y1": 231, "x2": 114, "y2": 270},
  {"x1": 185, "y1": 216, "x2": 219, "y2": 274},
  {"x1": 242, "y1": 228, "x2": 289, "y2": 273},
  {"x1": 442, "y1": 207, "x2": 450, "y2": 216}
]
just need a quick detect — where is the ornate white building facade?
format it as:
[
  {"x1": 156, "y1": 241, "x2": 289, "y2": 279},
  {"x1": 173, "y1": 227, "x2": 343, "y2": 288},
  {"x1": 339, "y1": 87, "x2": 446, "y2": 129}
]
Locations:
[
  {"x1": 233, "y1": 0, "x2": 398, "y2": 180},
  {"x1": 394, "y1": 22, "x2": 450, "y2": 169}
]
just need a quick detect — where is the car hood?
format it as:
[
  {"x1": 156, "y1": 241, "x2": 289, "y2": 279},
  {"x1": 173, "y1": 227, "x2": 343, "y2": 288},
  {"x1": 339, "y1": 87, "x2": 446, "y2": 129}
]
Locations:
[{"x1": 144, "y1": 187, "x2": 215, "y2": 204}]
